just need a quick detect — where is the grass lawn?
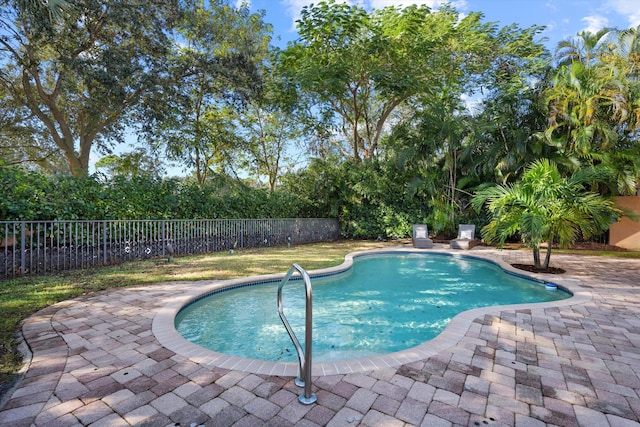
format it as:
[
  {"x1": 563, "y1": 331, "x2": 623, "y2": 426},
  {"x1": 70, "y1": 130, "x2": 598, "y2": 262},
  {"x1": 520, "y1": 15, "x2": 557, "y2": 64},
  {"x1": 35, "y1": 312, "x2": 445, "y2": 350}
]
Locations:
[{"x1": 1, "y1": 239, "x2": 639, "y2": 400}]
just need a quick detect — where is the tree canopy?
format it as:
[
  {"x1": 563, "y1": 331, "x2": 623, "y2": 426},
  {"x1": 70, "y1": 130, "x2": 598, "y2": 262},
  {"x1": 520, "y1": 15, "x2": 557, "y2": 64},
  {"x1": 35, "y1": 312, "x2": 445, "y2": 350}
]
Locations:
[
  {"x1": 0, "y1": 0, "x2": 180, "y2": 176},
  {"x1": 280, "y1": 2, "x2": 506, "y2": 162},
  {"x1": 542, "y1": 26, "x2": 640, "y2": 194},
  {"x1": 142, "y1": 1, "x2": 272, "y2": 186}
]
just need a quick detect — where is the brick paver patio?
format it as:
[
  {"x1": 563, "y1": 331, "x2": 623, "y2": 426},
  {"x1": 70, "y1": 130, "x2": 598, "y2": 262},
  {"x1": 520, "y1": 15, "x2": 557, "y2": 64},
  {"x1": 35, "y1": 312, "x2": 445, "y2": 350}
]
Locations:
[{"x1": 1, "y1": 245, "x2": 639, "y2": 426}]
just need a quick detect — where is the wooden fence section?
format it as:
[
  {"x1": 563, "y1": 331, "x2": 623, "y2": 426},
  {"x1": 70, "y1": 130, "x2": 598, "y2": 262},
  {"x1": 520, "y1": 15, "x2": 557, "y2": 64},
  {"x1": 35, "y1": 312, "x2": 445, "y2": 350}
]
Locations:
[{"x1": 0, "y1": 218, "x2": 340, "y2": 278}]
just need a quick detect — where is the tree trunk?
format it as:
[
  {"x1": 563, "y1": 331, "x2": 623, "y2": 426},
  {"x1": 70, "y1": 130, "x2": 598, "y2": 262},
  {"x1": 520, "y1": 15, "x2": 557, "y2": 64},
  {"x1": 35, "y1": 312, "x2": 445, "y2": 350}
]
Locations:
[
  {"x1": 449, "y1": 148, "x2": 457, "y2": 228},
  {"x1": 350, "y1": 85, "x2": 361, "y2": 162},
  {"x1": 532, "y1": 246, "x2": 542, "y2": 269},
  {"x1": 195, "y1": 147, "x2": 204, "y2": 187},
  {"x1": 62, "y1": 148, "x2": 89, "y2": 177},
  {"x1": 542, "y1": 239, "x2": 553, "y2": 270}
]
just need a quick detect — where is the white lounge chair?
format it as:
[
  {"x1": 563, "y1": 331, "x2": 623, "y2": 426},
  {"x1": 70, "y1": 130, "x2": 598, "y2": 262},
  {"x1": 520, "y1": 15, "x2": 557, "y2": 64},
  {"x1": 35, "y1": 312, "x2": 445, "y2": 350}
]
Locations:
[
  {"x1": 412, "y1": 224, "x2": 433, "y2": 248},
  {"x1": 450, "y1": 224, "x2": 477, "y2": 249}
]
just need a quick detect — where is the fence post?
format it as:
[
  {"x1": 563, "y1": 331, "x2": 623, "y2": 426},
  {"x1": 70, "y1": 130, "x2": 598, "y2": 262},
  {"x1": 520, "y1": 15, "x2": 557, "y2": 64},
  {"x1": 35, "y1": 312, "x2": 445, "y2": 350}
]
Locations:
[
  {"x1": 206, "y1": 220, "x2": 210, "y2": 252},
  {"x1": 20, "y1": 221, "x2": 26, "y2": 276},
  {"x1": 102, "y1": 221, "x2": 107, "y2": 265},
  {"x1": 162, "y1": 220, "x2": 166, "y2": 257}
]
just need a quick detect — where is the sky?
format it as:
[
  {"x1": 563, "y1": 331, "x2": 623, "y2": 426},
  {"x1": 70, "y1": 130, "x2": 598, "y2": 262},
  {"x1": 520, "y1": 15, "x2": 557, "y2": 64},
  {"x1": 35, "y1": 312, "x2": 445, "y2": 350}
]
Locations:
[{"x1": 243, "y1": 0, "x2": 639, "y2": 51}]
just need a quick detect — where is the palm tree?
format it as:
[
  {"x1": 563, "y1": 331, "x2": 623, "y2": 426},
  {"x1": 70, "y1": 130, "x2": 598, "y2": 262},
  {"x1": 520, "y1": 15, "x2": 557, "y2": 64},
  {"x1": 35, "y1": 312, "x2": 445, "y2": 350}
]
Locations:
[
  {"x1": 554, "y1": 29, "x2": 613, "y2": 68},
  {"x1": 15, "y1": 0, "x2": 72, "y2": 25},
  {"x1": 611, "y1": 25, "x2": 640, "y2": 77},
  {"x1": 541, "y1": 27, "x2": 640, "y2": 196},
  {"x1": 544, "y1": 61, "x2": 622, "y2": 156},
  {"x1": 472, "y1": 159, "x2": 621, "y2": 270},
  {"x1": 607, "y1": 25, "x2": 640, "y2": 145},
  {"x1": 543, "y1": 48, "x2": 640, "y2": 195}
]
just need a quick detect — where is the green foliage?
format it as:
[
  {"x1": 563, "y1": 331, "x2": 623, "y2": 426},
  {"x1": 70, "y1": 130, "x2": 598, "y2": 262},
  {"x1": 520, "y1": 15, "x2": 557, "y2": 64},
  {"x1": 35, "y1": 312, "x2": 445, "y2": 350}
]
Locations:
[
  {"x1": 465, "y1": 41, "x2": 553, "y2": 183},
  {"x1": 235, "y1": 60, "x2": 304, "y2": 191},
  {"x1": 0, "y1": 167, "x2": 52, "y2": 220},
  {"x1": 281, "y1": 158, "x2": 429, "y2": 239},
  {"x1": 5, "y1": 0, "x2": 639, "y2": 242},
  {"x1": 144, "y1": 1, "x2": 271, "y2": 186},
  {"x1": 0, "y1": 85, "x2": 67, "y2": 173},
  {"x1": 94, "y1": 150, "x2": 164, "y2": 179},
  {"x1": 280, "y1": 1, "x2": 494, "y2": 162},
  {"x1": 0, "y1": 0, "x2": 180, "y2": 176},
  {"x1": 472, "y1": 159, "x2": 621, "y2": 269},
  {"x1": 0, "y1": 167, "x2": 310, "y2": 221},
  {"x1": 541, "y1": 27, "x2": 640, "y2": 194}
]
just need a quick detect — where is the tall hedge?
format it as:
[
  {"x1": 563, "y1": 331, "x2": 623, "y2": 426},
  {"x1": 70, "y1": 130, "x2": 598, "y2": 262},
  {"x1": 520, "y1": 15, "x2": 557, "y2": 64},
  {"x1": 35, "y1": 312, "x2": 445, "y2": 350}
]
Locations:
[{"x1": 0, "y1": 167, "x2": 314, "y2": 221}]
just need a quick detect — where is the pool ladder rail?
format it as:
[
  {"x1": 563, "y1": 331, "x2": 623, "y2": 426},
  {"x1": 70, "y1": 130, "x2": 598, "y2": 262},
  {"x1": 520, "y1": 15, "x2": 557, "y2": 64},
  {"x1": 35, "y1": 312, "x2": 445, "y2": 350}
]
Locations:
[{"x1": 277, "y1": 264, "x2": 317, "y2": 405}]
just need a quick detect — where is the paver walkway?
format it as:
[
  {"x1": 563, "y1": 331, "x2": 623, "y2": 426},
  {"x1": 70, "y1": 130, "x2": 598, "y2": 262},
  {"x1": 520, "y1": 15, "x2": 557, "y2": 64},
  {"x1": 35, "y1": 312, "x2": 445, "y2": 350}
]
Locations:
[{"x1": 1, "y1": 246, "x2": 640, "y2": 426}]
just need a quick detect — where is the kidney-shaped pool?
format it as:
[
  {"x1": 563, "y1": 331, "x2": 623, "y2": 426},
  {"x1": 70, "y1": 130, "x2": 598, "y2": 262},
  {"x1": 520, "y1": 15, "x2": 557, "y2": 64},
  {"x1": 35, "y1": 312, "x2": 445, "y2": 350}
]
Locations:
[{"x1": 174, "y1": 252, "x2": 570, "y2": 363}]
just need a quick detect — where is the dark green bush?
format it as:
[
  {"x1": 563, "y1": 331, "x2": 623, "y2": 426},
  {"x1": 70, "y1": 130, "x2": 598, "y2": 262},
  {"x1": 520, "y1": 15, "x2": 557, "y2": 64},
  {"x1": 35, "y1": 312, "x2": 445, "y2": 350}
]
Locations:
[
  {"x1": 280, "y1": 158, "x2": 431, "y2": 239},
  {"x1": 0, "y1": 167, "x2": 311, "y2": 221}
]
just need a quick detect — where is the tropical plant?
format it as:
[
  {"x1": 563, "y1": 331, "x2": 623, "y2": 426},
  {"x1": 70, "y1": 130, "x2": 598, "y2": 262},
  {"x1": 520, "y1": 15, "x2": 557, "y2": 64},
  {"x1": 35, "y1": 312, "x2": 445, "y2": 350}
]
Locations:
[
  {"x1": 379, "y1": 15, "x2": 548, "y2": 232},
  {"x1": 280, "y1": 156, "x2": 430, "y2": 238},
  {"x1": 472, "y1": 159, "x2": 621, "y2": 269},
  {"x1": 466, "y1": 39, "x2": 552, "y2": 183},
  {"x1": 542, "y1": 28, "x2": 640, "y2": 195},
  {"x1": 554, "y1": 29, "x2": 613, "y2": 67},
  {"x1": 15, "y1": 0, "x2": 72, "y2": 24}
]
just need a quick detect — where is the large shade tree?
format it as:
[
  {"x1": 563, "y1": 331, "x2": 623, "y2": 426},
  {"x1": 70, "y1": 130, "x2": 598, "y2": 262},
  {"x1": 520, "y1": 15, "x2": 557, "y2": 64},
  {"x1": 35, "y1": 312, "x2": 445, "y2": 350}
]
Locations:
[
  {"x1": 279, "y1": 1, "x2": 499, "y2": 162},
  {"x1": 0, "y1": 83, "x2": 67, "y2": 171},
  {"x1": 473, "y1": 159, "x2": 621, "y2": 270},
  {"x1": 143, "y1": 1, "x2": 271, "y2": 186},
  {"x1": 234, "y1": 55, "x2": 305, "y2": 191},
  {"x1": 237, "y1": 100, "x2": 302, "y2": 191},
  {"x1": 0, "y1": 0, "x2": 180, "y2": 176}
]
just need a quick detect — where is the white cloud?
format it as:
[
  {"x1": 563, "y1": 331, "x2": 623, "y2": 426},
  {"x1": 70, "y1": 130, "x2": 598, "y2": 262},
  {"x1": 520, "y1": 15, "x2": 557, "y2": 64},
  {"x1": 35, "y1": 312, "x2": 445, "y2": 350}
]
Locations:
[
  {"x1": 235, "y1": 0, "x2": 249, "y2": 8},
  {"x1": 545, "y1": 20, "x2": 557, "y2": 32},
  {"x1": 544, "y1": 0, "x2": 559, "y2": 12},
  {"x1": 580, "y1": 15, "x2": 609, "y2": 34},
  {"x1": 606, "y1": 0, "x2": 640, "y2": 28},
  {"x1": 279, "y1": 0, "x2": 314, "y2": 31},
  {"x1": 460, "y1": 93, "x2": 481, "y2": 115}
]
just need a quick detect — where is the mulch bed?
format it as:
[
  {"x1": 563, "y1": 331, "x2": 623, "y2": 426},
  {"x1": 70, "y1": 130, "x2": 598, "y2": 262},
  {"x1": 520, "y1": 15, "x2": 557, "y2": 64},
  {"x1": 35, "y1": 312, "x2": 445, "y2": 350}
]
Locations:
[{"x1": 511, "y1": 263, "x2": 566, "y2": 274}]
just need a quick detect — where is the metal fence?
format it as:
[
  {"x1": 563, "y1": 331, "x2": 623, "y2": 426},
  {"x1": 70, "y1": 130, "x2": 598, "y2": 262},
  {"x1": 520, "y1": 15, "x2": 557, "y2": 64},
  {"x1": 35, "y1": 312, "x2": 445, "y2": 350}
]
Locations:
[{"x1": 0, "y1": 218, "x2": 340, "y2": 278}]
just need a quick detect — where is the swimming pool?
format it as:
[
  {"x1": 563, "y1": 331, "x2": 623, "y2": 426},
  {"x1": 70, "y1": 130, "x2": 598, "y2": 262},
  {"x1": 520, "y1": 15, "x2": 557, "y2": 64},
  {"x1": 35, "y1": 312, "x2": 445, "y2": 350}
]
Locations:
[{"x1": 174, "y1": 252, "x2": 570, "y2": 363}]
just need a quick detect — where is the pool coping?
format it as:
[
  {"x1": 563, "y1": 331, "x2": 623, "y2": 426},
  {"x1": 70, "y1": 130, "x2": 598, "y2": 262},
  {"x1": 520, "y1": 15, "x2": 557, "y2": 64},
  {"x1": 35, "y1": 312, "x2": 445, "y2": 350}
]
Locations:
[{"x1": 152, "y1": 246, "x2": 592, "y2": 376}]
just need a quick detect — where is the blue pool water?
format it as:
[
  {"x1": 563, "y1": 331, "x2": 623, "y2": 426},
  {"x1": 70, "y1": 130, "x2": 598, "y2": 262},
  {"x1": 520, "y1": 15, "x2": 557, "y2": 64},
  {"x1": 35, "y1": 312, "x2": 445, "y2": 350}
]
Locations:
[{"x1": 175, "y1": 253, "x2": 570, "y2": 362}]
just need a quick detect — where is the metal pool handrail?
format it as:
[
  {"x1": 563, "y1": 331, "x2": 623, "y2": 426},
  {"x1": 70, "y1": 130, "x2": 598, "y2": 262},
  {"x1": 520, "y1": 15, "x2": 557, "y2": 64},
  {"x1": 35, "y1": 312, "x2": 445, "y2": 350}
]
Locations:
[{"x1": 277, "y1": 264, "x2": 317, "y2": 405}]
